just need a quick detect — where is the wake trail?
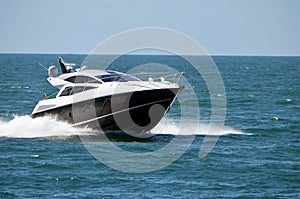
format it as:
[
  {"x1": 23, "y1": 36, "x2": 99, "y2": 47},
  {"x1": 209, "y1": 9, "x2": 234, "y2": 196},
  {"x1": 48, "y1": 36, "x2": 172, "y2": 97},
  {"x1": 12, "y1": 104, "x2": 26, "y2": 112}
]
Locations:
[
  {"x1": 0, "y1": 116, "x2": 250, "y2": 139},
  {"x1": 151, "y1": 119, "x2": 251, "y2": 136},
  {"x1": 0, "y1": 115, "x2": 95, "y2": 138}
]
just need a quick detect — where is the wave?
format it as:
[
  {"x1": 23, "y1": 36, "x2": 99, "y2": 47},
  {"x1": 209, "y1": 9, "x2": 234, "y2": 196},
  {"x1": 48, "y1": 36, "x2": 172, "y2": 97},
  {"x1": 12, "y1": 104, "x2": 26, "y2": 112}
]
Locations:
[{"x1": 0, "y1": 116, "x2": 249, "y2": 139}]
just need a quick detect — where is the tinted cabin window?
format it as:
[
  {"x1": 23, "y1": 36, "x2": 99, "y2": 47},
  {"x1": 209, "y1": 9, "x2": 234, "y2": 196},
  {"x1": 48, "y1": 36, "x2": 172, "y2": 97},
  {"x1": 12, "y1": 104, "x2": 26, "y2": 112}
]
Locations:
[
  {"x1": 87, "y1": 77, "x2": 99, "y2": 83},
  {"x1": 84, "y1": 87, "x2": 95, "y2": 91},
  {"x1": 60, "y1": 87, "x2": 73, "y2": 96},
  {"x1": 71, "y1": 86, "x2": 84, "y2": 94},
  {"x1": 71, "y1": 86, "x2": 95, "y2": 94},
  {"x1": 96, "y1": 74, "x2": 139, "y2": 82},
  {"x1": 99, "y1": 75, "x2": 120, "y2": 82},
  {"x1": 59, "y1": 86, "x2": 95, "y2": 97},
  {"x1": 65, "y1": 76, "x2": 100, "y2": 83}
]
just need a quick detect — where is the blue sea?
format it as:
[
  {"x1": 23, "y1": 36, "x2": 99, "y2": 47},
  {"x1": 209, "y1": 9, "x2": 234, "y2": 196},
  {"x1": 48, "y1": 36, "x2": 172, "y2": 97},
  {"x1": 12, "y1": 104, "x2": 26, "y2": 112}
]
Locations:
[{"x1": 0, "y1": 54, "x2": 299, "y2": 198}]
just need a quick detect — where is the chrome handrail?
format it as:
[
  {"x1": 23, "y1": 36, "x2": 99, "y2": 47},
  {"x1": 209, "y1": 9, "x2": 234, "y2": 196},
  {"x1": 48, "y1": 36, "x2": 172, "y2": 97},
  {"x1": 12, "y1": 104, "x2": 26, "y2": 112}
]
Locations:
[
  {"x1": 99, "y1": 72, "x2": 184, "y2": 84},
  {"x1": 139, "y1": 72, "x2": 184, "y2": 84}
]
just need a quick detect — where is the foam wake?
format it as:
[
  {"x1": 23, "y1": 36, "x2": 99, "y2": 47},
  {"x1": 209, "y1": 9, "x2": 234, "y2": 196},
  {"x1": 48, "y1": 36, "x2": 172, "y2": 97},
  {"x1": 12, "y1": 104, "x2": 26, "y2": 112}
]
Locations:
[
  {"x1": 0, "y1": 116, "x2": 249, "y2": 139},
  {"x1": 151, "y1": 119, "x2": 250, "y2": 136},
  {"x1": 0, "y1": 115, "x2": 95, "y2": 138}
]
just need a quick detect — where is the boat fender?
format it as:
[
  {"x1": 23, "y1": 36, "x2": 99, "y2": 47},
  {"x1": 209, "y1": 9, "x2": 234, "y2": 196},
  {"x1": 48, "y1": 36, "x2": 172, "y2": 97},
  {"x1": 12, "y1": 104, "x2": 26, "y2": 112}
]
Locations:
[{"x1": 44, "y1": 93, "x2": 49, "y2": 100}]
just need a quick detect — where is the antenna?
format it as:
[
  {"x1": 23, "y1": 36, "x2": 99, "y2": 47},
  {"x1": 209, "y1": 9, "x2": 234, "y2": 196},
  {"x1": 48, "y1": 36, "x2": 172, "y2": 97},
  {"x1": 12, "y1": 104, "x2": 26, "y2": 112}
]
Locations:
[{"x1": 38, "y1": 63, "x2": 48, "y2": 71}]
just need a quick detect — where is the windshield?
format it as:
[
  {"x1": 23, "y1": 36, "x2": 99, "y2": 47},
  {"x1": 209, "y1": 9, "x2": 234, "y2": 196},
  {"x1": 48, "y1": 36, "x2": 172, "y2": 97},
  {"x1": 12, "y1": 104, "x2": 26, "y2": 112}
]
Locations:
[{"x1": 96, "y1": 74, "x2": 139, "y2": 82}]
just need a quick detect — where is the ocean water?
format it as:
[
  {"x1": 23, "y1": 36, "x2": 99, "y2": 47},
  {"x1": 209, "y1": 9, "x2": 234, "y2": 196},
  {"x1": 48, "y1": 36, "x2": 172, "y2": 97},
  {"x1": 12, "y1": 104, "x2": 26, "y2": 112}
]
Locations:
[{"x1": 0, "y1": 54, "x2": 299, "y2": 198}]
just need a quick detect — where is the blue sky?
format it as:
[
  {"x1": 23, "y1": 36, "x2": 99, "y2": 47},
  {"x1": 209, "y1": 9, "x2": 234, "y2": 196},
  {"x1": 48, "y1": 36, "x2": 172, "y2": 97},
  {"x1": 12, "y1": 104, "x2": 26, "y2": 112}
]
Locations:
[{"x1": 1, "y1": 0, "x2": 299, "y2": 55}]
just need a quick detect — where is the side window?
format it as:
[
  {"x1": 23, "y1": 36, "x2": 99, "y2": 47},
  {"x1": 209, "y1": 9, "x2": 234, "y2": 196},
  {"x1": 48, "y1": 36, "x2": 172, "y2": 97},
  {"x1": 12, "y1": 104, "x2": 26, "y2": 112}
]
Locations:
[
  {"x1": 88, "y1": 77, "x2": 100, "y2": 83},
  {"x1": 65, "y1": 76, "x2": 76, "y2": 83},
  {"x1": 75, "y1": 76, "x2": 88, "y2": 83},
  {"x1": 60, "y1": 86, "x2": 73, "y2": 96},
  {"x1": 65, "y1": 76, "x2": 100, "y2": 83},
  {"x1": 66, "y1": 76, "x2": 88, "y2": 83},
  {"x1": 59, "y1": 86, "x2": 95, "y2": 97},
  {"x1": 84, "y1": 87, "x2": 95, "y2": 91},
  {"x1": 72, "y1": 86, "x2": 85, "y2": 94}
]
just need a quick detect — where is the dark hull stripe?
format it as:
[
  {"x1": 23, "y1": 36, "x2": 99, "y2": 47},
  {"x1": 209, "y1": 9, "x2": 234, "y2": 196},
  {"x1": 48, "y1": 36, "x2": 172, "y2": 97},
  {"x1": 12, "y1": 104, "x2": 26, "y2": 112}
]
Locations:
[
  {"x1": 31, "y1": 88, "x2": 180, "y2": 133},
  {"x1": 72, "y1": 98, "x2": 171, "y2": 127}
]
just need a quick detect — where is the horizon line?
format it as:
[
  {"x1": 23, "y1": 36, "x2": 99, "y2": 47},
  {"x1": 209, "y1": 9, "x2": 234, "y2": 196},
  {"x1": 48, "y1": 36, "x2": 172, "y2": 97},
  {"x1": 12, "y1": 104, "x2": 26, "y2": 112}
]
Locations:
[{"x1": 0, "y1": 52, "x2": 299, "y2": 57}]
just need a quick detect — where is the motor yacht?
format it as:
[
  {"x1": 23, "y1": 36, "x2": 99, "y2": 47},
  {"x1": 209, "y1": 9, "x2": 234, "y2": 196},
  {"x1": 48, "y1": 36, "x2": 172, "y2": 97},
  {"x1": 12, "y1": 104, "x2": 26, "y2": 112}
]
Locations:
[{"x1": 31, "y1": 57, "x2": 183, "y2": 134}]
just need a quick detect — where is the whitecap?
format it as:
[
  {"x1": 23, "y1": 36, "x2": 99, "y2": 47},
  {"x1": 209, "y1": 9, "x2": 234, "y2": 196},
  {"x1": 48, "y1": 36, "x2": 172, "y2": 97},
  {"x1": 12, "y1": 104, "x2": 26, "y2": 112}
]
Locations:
[{"x1": 270, "y1": 117, "x2": 279, "y2": 121}]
